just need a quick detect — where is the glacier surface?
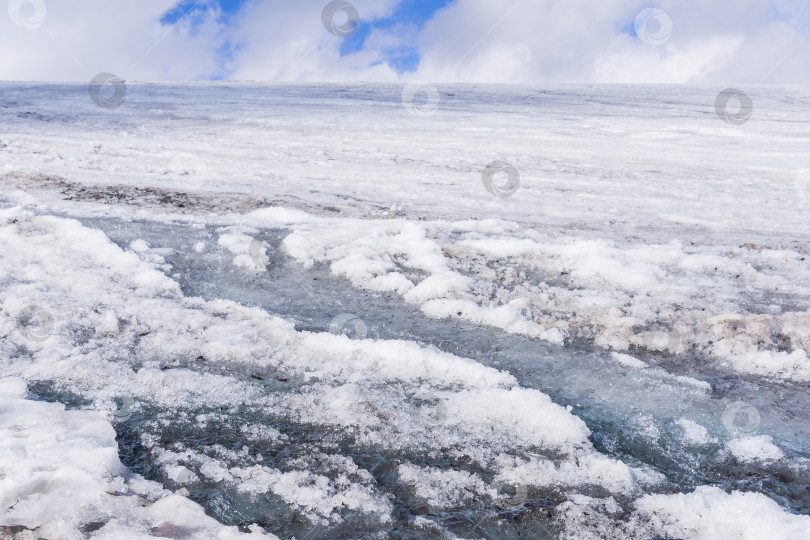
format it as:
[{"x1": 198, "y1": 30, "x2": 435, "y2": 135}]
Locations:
[{"x1": 1, "y1": 83, "x2": 810, "y2": 539}]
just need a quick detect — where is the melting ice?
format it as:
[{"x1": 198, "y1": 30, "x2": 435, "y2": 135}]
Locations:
[{"x1": 1, "y1": 83, "x2": 810, "y2": 539}]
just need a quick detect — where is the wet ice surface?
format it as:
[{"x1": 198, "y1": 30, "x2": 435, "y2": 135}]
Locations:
[
  {"x1": 42, "y1": 213, "x2": 807, "y2": 537},
  {"x1": 2, "y1": 206, "x2": 810, "y2": 539},
  {"x1": 3, "y1": 83, "x2": 810, "y2": 539}
]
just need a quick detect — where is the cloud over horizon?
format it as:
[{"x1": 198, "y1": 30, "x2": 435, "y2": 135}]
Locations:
[{"x1": 1, "y1": 0, "x2": 809, "y2": 84}]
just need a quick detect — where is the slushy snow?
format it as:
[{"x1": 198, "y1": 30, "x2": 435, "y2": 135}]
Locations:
[{"x1": 2, "y1": 83, "x2": 809, "y2": 539}]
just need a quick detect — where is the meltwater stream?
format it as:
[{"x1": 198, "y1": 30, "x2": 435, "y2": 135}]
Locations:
[{"x1": 32, "y1": 214, "x2": 810, "y2": 538}]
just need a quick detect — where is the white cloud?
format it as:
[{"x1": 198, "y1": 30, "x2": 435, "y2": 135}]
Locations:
[
  {"x1": 408, "y1": 0, "x2": 810, "y2": 84},
  {"x1": 1, "y1": 0, "x2": 809, "y2": 83},
  {"x1": 1, "y1": 0, "x2": 225, "y2": 81},
  {"x1": 223, "y1": 0, "x2": 401, "y2": 82}
]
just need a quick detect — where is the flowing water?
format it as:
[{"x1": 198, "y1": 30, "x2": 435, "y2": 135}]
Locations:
[{"x1": 20, "y1": 214, "x2": 803, "y2": 538}]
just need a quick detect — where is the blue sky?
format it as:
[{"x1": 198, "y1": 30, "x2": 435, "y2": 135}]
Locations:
[
  {"x1": 160, "y1": 0, "x2": 453, "y2": 75},
  {"x1": 160, "y1": 0, "x2": 252, "y2": 25},
  {"x1": 2, "y1": 0, "x2": 809, "y2": 83},
  {"x1": 337, "y1": 0, "x2": 454, "y2": 72}
]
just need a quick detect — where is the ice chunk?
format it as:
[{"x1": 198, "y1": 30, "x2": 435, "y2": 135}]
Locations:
[
  {"x1": 633, "y1": 486, "x2": 809, "y2": 540},
  {"x1": 0, "y1": 382, "x2": 274, "y2": 538},
  {"x1": 675, "y1": 418, "x2": 717, "y2": 446},
  {"x1": 726, "y1": 435, "x2": 785, "y2": 462},
  {"x1": 397, "y1": 464, "x2": 489, "y2": 510},
  {"x1": 611, "y1": 352, "x2": 648, "y2": 369}
]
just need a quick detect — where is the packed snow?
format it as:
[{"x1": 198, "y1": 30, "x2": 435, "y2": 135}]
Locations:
[
  {"x1": 1, "y1": 83, "x2": 809, "y2": 538},
  {"x1": 0, "y1": 378, "x2": 274, "y2": 539}
]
